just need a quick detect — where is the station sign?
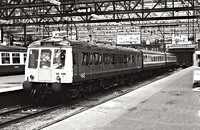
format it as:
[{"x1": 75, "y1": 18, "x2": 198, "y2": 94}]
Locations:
[
  {"x1": 52, "y1": 30, "x2": 76, "y2": 40},
  {"x1": 172, "y1": 34, "x2": 189, "y2": 44},
  {"x1": 116, "y1": 32, "x2": 140, "y2": 45},
  {"x1": 168, "y1": 44, "x2": 196, "y2": 49}
]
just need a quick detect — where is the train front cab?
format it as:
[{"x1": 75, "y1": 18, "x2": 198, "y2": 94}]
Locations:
[
  {"x1": 23, "y1": 47, "x2": 73, "y2": 94},
  {"x1": 192, "y1": 51, "x2": 200, "y2": 87}
]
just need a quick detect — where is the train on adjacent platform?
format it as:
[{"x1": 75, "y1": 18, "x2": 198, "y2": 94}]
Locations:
[
  {"x1": 192, "y1": 51, "x2": 200, "y2": 88},
  {"x1": 0, "y1": 45, "x2": 27, "y2": 76},
  {"x1": 22, "y1": 37, "x2": 177, "y2": 102}
]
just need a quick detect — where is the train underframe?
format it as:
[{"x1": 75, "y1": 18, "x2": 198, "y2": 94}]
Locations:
[{"x1": 24, "y1": 66, "x2": 177, "y2": 103}]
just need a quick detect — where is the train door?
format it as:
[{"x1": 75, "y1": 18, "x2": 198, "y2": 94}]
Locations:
[
  {"x1": 132, "y1": 54, "x2": 137, "y2": 69},
  {"x1": 99, "y1": 53, "x2": 103, "y2": 78},
  {"x1": 26, "y1": 49, "x2": 39, "y2": 81},
  {"x1": 78, "y1": 51, "x2": 90, "y2": 81},
  {"x1": 38, "y1": 49, "x2": 52, "y2": 81},
  {"x1": 102, "y1": 53, "x2": 110, "y2": 77},
  {"x1": 89, "y1": 52, "x2": 100, "y2": 79},
  {"x1": 72, "y1": 51, "x2": 78, "y2": 82},
  {"x1": 193, "y1": 51, "x2": 200, "y2": 86}
]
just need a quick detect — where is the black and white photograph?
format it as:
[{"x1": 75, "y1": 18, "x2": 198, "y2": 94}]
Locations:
[{"x1": 0, "y1": 0, "x2": 200, "y2": 129}]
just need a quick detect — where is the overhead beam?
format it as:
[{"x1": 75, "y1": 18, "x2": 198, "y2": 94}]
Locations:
[
  {"x1": 0, "y1": 15, "x2": 198, "y2": 27},
  {"x1": 0, "y1": 7, "x2": 198, "y2": 20}
]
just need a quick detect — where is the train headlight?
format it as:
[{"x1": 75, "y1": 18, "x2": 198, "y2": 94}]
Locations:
[
  {"x1": 30, "y1": 75, "x2": 34, "y2": 80},
  {"x1": 56, "y1": 76, "x2": 61, "y2": 80},
  {"x1": 23, "y1": 81, "x2": 32, "y2": 91},
  {"x1": 51, "y1": 83, "x2": 62, "y2": 93}
]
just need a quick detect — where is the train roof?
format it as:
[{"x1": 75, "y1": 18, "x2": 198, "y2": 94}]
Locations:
[
  {"x1": 28, "y1": 37, "x2": 70, "y2": 47},
  {"x1": 165, "y1": 52, "x2": 176, "y2": 56},
  {"x1": 28, "y1": 37, "x2": 141, "y2": 53},
  {"x1": 0, "y1": 45, "x2": 26, "y2": 52},
  {"x1": 140, "y1": 49, "x2": 165, "y2": 55}
]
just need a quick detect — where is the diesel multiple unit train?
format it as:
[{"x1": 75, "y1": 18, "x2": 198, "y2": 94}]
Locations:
[
  {"x1": 0, "y1": 45, "x2": 26, "y2": 75},
  {"x1": 23, "y1": 37, "x2": 177, "y2": 102}
]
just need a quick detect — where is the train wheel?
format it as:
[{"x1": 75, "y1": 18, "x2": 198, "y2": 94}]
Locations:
[
  {"x1": 127, "y1": 80, "x2": 133, "y2": 86},
  {"x1": 102, "y1": 79, "x2": 111, "y2": 90},
  {"x1": 29, "y1": 88, "x2": 40, "y2": 102}
]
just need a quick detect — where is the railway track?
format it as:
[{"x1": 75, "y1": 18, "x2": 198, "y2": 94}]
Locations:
[
  {"x1": 0, "y1": 104, "x2": 64, "y2": 128},
  {"x1": 0, "y1": 69, "x2": 181, "y2": 129}
]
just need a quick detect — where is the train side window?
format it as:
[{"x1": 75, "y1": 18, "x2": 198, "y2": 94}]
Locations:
[
  {"x1": 99, "y1": 54, "x2": 102, "y2": 65},
  {"x1": 118, "y1": 54, "x2": 122, "y2": 64},
  {"x1": 149, "y1": 56, "x2": 152, "y2": 62},
  {"x1": 2, "y1": 53, "x2": 10, "y2": 64},
  {"x1": 53, "y1": 49, "x2": 66, "y2": 69},
  {"x1": 134, "y1": 55, "x2": 137, "y2": 65},
  {"x1": 12, "y1": 53, "x2": 20, "y2": 64},
  {"x1": 124, "y1": 54, "x2": 128, "y2": 64},
  {"x1": 94, "y1": 53, "x2": 99, "y2": 65},
  {"x1": 129, "y1": 55, "x2": 132, "y2": 64},
  {"x1": 73, "y1": 53, "x2": 77, "y2": 66},
  {"x1": 90, "y1": 53, "x2": 94, "y2": 65},
  {"x1": 114, "y1": 54, "x2": 117, "y2": 64},
  {"x1": 139, "y1": 55, "x2": 142, "y2": 64},
  {"x1": 111, "y1": 54, "x2": 114, "y2": 64},
  {"x1": 132, "y1": 55, "x2": 135, "y2": 66},
  {"x1": 103, "y1": 53, "x2": 107, "y2": 64},
  {"x1": 107, "y1": 54, "x2": 110, "y2": 64},
  {"x1": 143, "y1": 55, "x2": 147, "y2": 62},
  {"x1": 127, "y1": 54, "x2": 131, "y2": 63},
  {"x1": 82, "y1": 52, "x2": 89, "y2": 66},
  {"x1": 24, "y1": 53, "x2": 27, "y2": 63},
  {"x1": 28, "y1": 50, "x2": 39, "y2": 68},
  {"x1": 137, "y1": 55, "x2": 140, "y2": 64}
]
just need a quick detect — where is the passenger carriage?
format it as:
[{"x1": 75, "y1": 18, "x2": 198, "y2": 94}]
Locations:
[
  {"x1": 165, "y1": 53, "x2": 178, "y2": 70},
  {"x1": 141, "y1": 50, "x2": 166, "y2": 70},
  {"x1": 0, "y1": 45, "x2": 26, "y2": 75},
  {"x1": 193, "y1": 51, "x2": 200, "y2": 87},
  {"x1": 72, "y1": 43, "x2": 143, "y2": 82}
]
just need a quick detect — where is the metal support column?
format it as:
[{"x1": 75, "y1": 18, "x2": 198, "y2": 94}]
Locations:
[
  {"x1": 24, "y1": 24, "x2": 27, "y2": 47},
  {"x1": 0, "y1": 27, "x2": 3, "y2": 43}
]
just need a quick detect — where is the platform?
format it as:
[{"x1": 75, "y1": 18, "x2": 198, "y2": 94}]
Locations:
[
  {"x1": 0, "y1": 75, "x2": 24, "y2": 93},
  {"x1": 43, "y1": 66, "x2": 200, "y2": 130}
]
